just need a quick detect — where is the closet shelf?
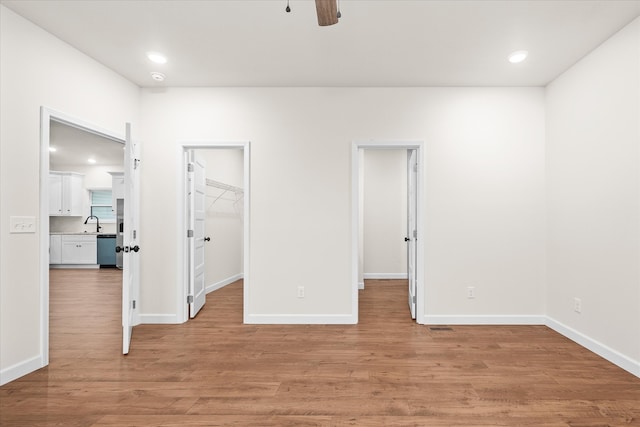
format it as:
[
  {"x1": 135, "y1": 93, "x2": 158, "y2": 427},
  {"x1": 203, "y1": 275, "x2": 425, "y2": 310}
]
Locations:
[{"x1": 206, "y1": 179, "x2": 243, "y2": 194}]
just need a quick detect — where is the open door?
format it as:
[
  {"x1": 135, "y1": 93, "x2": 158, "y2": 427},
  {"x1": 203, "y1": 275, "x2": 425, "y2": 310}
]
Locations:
[
  {"x1": 187, "y1": 151, "x2": 207, "y2": 317},
  {"x1": 407, "y1": 149, "x2": 418, "y2": 319},
  {"x1": 121, "y1": 123, "x2": 140, "y2": 354}
]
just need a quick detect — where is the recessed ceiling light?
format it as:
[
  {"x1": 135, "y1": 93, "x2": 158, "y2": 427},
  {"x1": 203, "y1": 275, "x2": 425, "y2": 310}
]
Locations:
[
  {"x1": 151, "y1": 72, "x2": 166, "y2": 82},
  {"x1": 508, "y1": 50, "x2": 528, "y2": 64},
  {"x1": 88, "y1": 158, "x2": 97, "y2": 164},
  {"x1": 49, "y1": 147, "x2": 57, "y2": 152},
  {"x1": 147, "y1": 52, "x2": 167, "y2": 64}
]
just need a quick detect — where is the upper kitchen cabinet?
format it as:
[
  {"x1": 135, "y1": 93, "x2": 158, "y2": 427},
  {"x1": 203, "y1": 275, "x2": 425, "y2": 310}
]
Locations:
[{"x1": 49, "y1": 171, "x2": 84, "y2": 216}]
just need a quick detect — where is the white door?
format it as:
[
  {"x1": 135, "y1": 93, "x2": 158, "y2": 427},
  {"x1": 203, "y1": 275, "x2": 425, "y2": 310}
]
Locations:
[
  {"x1": 188, "y1": 151, "x2": 207, "y2": 317},
  {"x1": 122, "y1": 123, "x2": 140, "y2": 354},
  {"x1": 407, "y1": 149, "x2": 418, "y2": 319}
]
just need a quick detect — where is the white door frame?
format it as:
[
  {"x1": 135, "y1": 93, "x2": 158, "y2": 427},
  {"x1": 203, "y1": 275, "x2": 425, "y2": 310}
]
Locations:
[
  {"x1": 39, "y1": 107, "x2": 126, "y2": 366},
  {"x1": 176, "y1": 141, "x2": 250, "y2": 324},
  {"x1": 351, "y1": 140, "x2": 425, "y2": 324}
]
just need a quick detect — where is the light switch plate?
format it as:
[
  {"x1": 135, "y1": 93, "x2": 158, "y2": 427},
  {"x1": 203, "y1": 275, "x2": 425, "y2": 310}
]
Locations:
[{"x1": 10, "y1": 216, "x2": 37, "y2": 233}]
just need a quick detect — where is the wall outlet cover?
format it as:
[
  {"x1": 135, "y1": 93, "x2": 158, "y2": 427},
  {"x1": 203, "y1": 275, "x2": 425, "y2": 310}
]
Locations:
[{"x1": 10, "y1": 216, "x2": 37, "y2": 233}]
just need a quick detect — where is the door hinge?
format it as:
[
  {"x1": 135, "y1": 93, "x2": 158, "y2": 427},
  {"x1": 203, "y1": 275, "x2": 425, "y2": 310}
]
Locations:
[
  {"x1": 133, "y1": 230, "x2": 137, "y2": 239},
  {"x1": 187, "y1": 229, "x2": 194, "y2": 238},
  {"x1": 413, "y1": 229, "x2": 417, "y2": 238},
  {"x1": 413, "y1": 163, "x2": 418, "y2": 172},
  {"x1": 132, "y1": 300, "x2": 136, "y2": 309},
  {"x1": 187, "y1": 163, "x2": 194, "y2": 172},
  {"x1": 187, "y1": 295, "x2": 194, "y2": 304},
  {"x1": 412, "y1": 296, "x2": 416, "y2": 304},
  {"x1": 134, "y1": 158, "x2": 141, "y2": 170}
]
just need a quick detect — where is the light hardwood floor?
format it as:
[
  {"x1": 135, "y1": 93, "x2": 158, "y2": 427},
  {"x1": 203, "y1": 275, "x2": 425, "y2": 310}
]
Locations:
[{"x1": 1, "y1": 271, "x2": 639, "y2": 426}]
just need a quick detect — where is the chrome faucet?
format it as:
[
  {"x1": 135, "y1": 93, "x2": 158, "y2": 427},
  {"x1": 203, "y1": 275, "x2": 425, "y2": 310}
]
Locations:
[{"x1": 84, "y1": 215, "x2": 101, "y2": 233}]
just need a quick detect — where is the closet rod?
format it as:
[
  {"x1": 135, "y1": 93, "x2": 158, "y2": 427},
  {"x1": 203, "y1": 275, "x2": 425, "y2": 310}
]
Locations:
[{"x1": 206, "y1": 178, "x2": 243, "y2": 194}]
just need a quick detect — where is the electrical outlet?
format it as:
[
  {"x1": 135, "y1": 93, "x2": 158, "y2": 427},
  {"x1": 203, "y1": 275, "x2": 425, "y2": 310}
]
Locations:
[
  {"x1": 297, "y1": 286, "x2": 305, "y2": 298},
  {"x1": 467, "y1": 286, "x2": 475, "y2": 299},
  {"x1": 574, "y1": 297, "x2": 582, "y2": 313}
]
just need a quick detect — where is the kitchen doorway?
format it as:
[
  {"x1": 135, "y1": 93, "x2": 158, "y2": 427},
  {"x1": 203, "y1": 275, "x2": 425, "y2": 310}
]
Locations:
[
  {"x1": 39, "y1": 107, "x2": 137, "y2": 365},
  {"x1": 177, "y1": 141, "x2": 250, "y2": 323}
]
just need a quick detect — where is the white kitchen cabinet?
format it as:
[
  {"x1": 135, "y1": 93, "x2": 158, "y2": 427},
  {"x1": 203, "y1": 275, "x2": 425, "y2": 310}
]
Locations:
[
  {"x1": 49, "y1": 234, "x2": 62, "y2": 264},
  {"x1": 60, "y1": 234, "x2": 97, "y2": 264},
  {"x1": 49, "y1": 172, "x2": 84, "y2": 216}
]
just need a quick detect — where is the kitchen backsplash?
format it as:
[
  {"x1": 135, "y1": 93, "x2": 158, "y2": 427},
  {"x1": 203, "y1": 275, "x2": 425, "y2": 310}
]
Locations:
[{"x1": 50, "y1": 216, "x2": 117, "y2": 234}]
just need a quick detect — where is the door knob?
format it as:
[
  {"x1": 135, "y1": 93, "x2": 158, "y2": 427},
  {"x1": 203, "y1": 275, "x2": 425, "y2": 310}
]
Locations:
[
  {"x1": 204, "y1": 237, "x2": 211, "y2": 242},
  {"x1": 131, "y1": 245, "x2": 140, "y2": 252},
  {"x1": 115, "y1": 246, "x2": 123, "y2": 253},
  {"x1": 404, "y1": 237, "x2": 410, "y2": 242}
]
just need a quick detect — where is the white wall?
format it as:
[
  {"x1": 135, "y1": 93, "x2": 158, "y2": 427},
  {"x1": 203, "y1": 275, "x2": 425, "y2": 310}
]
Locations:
[
  {"x1": 195, "y1": 149, "x2": 243, "y2": 289},
  {"x1": 363, "y1": 149, "x2": 407, "y2": 277},
  {"x1": 139, "y1": 87, "x2": 546, "y2": 322},
  {"x1": 0, "y1": 5, "x2": 139, "y2": 384},
  {"x1": 546, "y1": 17, "x2": 640, "y2": 368}
]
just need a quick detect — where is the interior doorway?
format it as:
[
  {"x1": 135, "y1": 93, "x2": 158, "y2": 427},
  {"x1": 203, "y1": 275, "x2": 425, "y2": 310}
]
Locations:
[
  {"x1": 39, "y1": 107, "x2": 139, "y2": 365},
  {"x1": 351, "y1": 141, "x2": 425, "y2": 324},
  {"x1": 177, "y1": 142, "x2": 250, "y2": 323}
]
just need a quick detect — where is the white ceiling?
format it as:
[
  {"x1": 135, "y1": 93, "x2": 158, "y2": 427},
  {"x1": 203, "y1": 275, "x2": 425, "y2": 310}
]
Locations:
[
  {"x1": 3, "y1": 0, "x2": 640, "y2": 87},
  {"x1": 50, "y1": 121, "x2": 124, "y2": 169}
]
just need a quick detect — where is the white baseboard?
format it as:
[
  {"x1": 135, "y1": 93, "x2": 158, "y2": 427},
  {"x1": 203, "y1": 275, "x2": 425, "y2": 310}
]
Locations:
[
  {"x1": 245, "y1": 314, "x2": 357, "y2": 325},
  {"x1": 545, "y1": 316, "x2": 640, "y2": 378},
  {"x1": 363, "y1": 273, "x2": 407, "y2": 280},
  {"x1": 138, "y1": 314, "x2": 180, "y2": 324},
  {"x1": 424, "y1": 315, "x2": 546, "y2": 325},
  {"x1": 206, "y1": 273, "x2": 243, "y2": 294},
  {"x1": 358, "y1": 281, "x2": 365, "y2": 290},
  {"x1": 0, "y1": 355, "x2": 43, "y2": 386}
]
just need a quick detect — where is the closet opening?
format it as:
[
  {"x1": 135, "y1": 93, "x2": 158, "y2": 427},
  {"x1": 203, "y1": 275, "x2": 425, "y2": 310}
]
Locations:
[
  {"x1": 352, "y1": 141, "x2": 425, "y2": 324},
  {"x1": 177, "y1": 142, "x2": 250, "y2": 323}
]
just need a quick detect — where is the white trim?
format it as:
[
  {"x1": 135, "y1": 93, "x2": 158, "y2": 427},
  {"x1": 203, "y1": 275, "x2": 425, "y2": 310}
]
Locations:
[
  {"x1": 358, "y1": 281, "x2": 365, "y2": 290},
  {"x1": 424, "y1": 315, "x2": 546, "y2": 325},
  {"x1": 176, "y1": 141, "x2": 250, "y2": 325},
  {"x1": 206, "y1": 273, "x2": 243, "y2": 294},
  {"x1": 39, "y1": 107, "x2": 126, "y2": 380},
  {"x1": 138, "y1": 314, "x2": 180, "y2": 324},
  {"x1": 245, "y1": 314, "x2": 357, "y2": 325},
  {"x1": 0, "y1": 356, "x2": 43, "y2": 386},
  {"x1": 363, "y1": 273, "x2": 408, "y2": 280},
  {"x1": 546, "y1": 317, "x2": 640, "y2": 378},
  {"x1": 352, "y1": 140, "x2": 425, "y2": 325}
]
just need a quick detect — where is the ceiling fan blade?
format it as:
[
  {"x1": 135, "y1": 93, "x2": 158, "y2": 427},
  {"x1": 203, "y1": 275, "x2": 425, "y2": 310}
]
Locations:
[{"x1": 315, "y1": 0, "x2": 338, "y2": 26}]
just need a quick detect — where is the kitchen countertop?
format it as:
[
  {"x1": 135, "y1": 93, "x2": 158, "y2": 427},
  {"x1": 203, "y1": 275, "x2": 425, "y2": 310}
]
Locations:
[{"x1": 50, "y1": 232, "x2": 115, "y2": 236}]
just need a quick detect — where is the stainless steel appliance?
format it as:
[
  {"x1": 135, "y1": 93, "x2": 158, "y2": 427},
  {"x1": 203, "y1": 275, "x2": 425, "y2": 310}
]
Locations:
[{"x1": 116, "y1": 198, "x2": 124, "y2": 269}]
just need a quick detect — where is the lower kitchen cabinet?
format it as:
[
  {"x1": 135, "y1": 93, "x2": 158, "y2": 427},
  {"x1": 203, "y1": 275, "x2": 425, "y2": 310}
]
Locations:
[
  {"x1": 49, "y1": 235, "x2": 62, "y2": 264},
  {"x1": 61, "y1": 235, "x2": 97, "y2": 264},
  {"x1": 50, "y1": 234, "x2": 97, "y2": 265}
]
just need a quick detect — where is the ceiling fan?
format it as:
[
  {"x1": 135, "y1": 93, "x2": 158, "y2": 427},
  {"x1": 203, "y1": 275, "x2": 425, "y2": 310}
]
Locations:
[
  {"x1": 315, "y1": 0, "x2": 339, "y2": 26},
  {"x1": 287, "y1": 0, "x2": 340, "y2": 26}
]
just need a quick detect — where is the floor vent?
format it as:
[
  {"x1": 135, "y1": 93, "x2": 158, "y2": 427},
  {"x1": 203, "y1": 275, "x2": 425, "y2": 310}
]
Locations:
[{"x1": 429, "y1": 326, "x2": 453, "y2": 331}]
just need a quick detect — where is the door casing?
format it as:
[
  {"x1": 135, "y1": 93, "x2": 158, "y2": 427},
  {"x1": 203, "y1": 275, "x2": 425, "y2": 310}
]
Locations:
[
  {"x1": 176, "y1": 141, "x2": 250, "y2": 324},
  {"x1": 351, "y1": 140, "x2": 425, "y2": 324}
]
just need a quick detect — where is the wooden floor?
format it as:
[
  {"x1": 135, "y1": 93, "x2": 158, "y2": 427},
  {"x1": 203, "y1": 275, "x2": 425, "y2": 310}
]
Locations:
[{"x1": 1, "y1": 272, "x2": 639, "y2": 426}]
